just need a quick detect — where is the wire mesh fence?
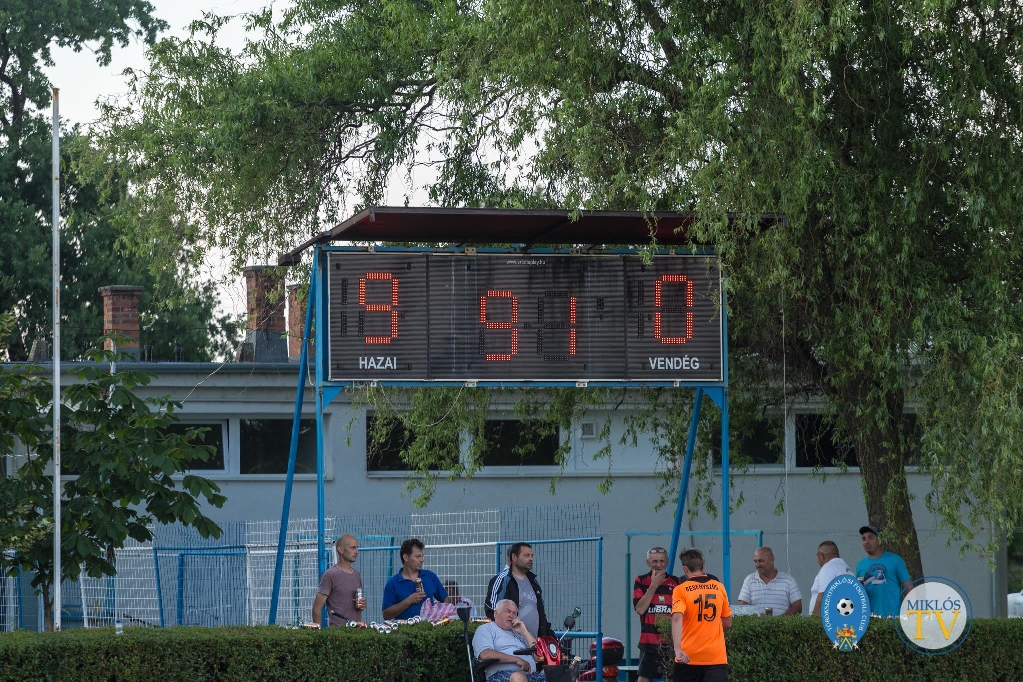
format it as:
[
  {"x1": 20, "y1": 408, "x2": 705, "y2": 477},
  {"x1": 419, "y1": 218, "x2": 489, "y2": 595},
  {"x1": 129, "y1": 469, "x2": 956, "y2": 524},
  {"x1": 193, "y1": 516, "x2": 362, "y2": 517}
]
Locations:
[
  {"x1": 14, "y1": 503, "x2": 601, "y2": 632},
  {"x1": 1, "y1": 568, "x2": 18, "y2": 632}
]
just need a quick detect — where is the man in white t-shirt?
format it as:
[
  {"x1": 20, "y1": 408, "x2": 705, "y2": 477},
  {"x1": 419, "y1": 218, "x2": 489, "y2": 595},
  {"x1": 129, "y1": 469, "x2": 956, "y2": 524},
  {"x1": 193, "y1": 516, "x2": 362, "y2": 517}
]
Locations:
[
  {"x1": 808, "y1": 540, "x2": 854, "y2": 616},
  {"x1": 737, "y1": 546, "x2": 802, "y2": 616}
]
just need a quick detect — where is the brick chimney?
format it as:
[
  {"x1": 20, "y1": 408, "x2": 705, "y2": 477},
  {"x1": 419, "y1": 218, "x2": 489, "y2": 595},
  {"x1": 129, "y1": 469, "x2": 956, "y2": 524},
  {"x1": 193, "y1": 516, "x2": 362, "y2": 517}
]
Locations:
[
  {"x1": 99, "y1": 285, "x2": 143, "y2": 358},
  {"x1": 240, "y1": 266, "x2": 288, "y2": 363},
  {"x1": 287, "y1": 283, "x2": 310, "y2": 361}
]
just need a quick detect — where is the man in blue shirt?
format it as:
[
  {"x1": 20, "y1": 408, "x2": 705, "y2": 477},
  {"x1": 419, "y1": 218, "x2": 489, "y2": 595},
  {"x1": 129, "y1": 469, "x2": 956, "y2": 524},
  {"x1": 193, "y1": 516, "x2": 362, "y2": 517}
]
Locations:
[
  {"x1": 855, "y1": 524, "x2": 913, "y2": 617},
  {"x1": 382, "y1": 538, "x2": 447, "y2": 619}
]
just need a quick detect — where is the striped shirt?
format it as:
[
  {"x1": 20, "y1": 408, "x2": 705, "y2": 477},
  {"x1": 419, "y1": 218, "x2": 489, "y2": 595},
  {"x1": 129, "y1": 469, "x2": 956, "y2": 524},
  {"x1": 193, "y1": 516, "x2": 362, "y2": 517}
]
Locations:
[
  {"x1": 633, "y1": 572, "x2": 680, "y2": 650},
  {"x1": 737, "y1": 570, "x2": 801, "y2": 615}
]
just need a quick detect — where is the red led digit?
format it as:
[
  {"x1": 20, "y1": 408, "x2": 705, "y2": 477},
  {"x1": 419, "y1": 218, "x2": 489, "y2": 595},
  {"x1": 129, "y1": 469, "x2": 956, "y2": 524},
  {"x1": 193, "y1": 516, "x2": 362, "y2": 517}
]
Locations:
[
  {"x1": 480, "y1": 290, "x2": 518, "y2": 361},
  {"x1": 536, "y1": 292, "x2": 576, "y2": 360},
  {"x1": 359, "y1": 272, "x2": 399, "y2": 343},
  {"x1": 569, "y1": 296, "x2": 577, "y2": 355},
  {"x1": 654, "y1": 275, "x2": 693, "y2": 344}
]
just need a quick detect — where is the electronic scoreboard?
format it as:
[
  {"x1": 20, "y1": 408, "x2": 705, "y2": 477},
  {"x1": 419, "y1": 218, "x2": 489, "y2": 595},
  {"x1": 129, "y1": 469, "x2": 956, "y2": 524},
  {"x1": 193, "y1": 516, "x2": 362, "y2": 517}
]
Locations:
[{"x1": 326, "y1": 252, "x2": 722, "y2": 383}]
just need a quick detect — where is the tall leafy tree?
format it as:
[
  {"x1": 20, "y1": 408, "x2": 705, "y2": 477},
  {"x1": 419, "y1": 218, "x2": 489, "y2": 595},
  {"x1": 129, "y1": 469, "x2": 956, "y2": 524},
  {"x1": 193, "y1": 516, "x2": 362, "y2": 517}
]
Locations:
[
  {"x1": 0, "y1": 350, "x2": 227, "y2": 631},
  {"x1": 1, "y1": 2, "x2": 240, "y2": 361},
  {"x1": 96, "y1": 0, "x2": 1023, "y2": 574}
]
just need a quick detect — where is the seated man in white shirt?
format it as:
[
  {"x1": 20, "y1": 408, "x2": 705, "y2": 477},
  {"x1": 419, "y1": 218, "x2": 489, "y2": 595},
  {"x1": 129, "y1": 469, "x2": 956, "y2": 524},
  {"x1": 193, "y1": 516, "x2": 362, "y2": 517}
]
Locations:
[
  {"x1": 472, "y1": 599, "x2": 544, "y2": 682},
  {"x1": 809, "y1": 540, "x2": 854, "y2": 615},
  {"x1": 737, "y1": 546, "x2": 803, "y2": 616}
]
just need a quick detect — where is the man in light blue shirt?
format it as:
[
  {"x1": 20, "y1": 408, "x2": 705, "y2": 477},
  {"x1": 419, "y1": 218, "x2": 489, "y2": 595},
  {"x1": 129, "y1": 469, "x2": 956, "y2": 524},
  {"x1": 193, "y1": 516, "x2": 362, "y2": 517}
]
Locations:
[
  {"x1": 855, "y1": 524, "x2": 913, "y2": 617},
  {"x1": 472, "y1": 599, "x2": 544, "y2": 682}
]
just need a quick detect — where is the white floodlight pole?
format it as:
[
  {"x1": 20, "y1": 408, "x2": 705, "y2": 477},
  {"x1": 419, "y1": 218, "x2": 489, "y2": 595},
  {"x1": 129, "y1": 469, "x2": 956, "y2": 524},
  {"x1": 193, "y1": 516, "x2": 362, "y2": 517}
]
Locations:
[{"x1": 51, "y1": 87, "x2": 62, "y2": 632}]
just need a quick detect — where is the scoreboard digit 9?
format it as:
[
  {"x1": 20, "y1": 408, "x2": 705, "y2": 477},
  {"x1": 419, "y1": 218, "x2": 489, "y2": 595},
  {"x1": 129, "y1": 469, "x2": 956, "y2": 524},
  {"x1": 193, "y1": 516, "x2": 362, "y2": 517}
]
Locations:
[{"x1": 326, "y1": 251, "x2": 722, "y2": 383}]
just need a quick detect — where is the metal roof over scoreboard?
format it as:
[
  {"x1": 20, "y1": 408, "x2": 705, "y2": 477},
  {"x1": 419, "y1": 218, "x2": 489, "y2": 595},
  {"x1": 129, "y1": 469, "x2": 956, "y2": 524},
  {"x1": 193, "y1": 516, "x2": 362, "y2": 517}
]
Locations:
[{"x1": 278, "y1": 206, "x2": 701, "y2": 265}]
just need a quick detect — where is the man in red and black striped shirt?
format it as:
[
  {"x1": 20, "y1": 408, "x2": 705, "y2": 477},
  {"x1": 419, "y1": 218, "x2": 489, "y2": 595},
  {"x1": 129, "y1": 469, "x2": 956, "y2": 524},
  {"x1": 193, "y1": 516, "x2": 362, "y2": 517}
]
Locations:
[{"x1": 633, "y1": 547, "x2": 680, "y2": 682}]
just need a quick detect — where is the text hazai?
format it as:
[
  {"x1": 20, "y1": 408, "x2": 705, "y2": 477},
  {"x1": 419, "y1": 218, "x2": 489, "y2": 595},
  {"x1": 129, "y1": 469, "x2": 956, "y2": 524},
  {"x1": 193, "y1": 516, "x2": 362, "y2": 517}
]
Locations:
[{"x1": 359, "y1": 356, "x2": 397, "y2": 370}]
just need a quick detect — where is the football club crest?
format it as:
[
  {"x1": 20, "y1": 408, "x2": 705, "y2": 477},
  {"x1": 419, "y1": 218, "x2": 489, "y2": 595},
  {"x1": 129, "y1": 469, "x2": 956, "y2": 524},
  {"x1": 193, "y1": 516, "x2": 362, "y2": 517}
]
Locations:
[{"x1": 821, "y1": 574, "x2": 870, "y2": 651}]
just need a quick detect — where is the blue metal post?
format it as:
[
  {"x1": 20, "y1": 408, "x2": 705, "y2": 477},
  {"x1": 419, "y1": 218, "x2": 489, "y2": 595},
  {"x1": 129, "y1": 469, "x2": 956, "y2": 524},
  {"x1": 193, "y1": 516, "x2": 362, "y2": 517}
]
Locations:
[
  {"x1": 667, "y1": 388, "x2": 704, "y2": 576},
  {"x1": 16, "y1": 568, "x2": 23, "y2": 630},
  {"x1": 596, "y1": 537, "x2": 603, "y2": 680},
  {"x1": 269, "y1": 255, "x2": 318, "y2": 624},
  {"x1": 176, "y1": 553, "x2": 185, "y2": 626},
  {"x1": 314, "y1": 245, "x2": 328, "y2": 584},
  {"x1": 624, "y1": 534, "x2": 632, "y2": 664},
  {"x1": 720, "y1": 390, "x2": 730, "y2": 595},
  {"x1": 153, "y1": 547, "x2": 165, "y2": 627},
  {"x1": 720, "y1": 274, "x2": 731, "y2": 595}
]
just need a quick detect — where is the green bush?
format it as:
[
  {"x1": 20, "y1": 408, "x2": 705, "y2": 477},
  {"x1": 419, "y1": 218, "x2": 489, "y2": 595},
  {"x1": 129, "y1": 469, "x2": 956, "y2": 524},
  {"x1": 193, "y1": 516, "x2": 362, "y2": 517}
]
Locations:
[
  {"x1": 0, "y1": 623, "x2": 477, "y2": 681},
  {"x1": 3, "y1": 618, "x2": 1022, "y2": 681},
  {"x1": 727, "y1": 616, "x2": 1023, "y2": 681}
]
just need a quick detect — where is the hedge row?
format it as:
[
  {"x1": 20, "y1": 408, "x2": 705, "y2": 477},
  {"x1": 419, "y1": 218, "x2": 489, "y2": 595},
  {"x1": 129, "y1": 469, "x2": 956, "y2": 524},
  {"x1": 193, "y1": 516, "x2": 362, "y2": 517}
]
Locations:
[
  {"x1": 726, "y1": 617, "x2": 1023, "y2": 682},
  {"x1": 2, "y1": 618, "x2": 1023, "y2": 681},
  {"x1": 0, "y1": 623, "x2": 474, "y2": 682}
]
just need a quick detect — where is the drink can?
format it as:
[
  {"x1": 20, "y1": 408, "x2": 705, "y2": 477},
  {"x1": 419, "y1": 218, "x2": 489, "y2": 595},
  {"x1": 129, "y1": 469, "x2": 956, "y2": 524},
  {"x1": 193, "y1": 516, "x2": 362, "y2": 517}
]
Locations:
[
  {"x1": 764, "y1": 606, "x2": 773, "y2": 616},
  {"x1": 356, "y1": 587, "x2": 364, "y2": 602},
  {"x1": 414, "y1": 578, "x2": 424, "y2": 593},
  {"x1": 433, "y1": 617, "x2": 451, "y2": 627}
]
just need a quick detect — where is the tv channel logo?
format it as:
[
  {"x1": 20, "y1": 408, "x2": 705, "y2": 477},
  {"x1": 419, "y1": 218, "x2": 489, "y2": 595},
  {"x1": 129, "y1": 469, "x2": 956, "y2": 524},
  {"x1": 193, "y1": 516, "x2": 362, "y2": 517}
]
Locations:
[
  {"x1": 897, "y1": 577, "x2": 972, "y2": 654},
  {"x1": 820, "y1": 574, "x2": 870, "y2": 651}
]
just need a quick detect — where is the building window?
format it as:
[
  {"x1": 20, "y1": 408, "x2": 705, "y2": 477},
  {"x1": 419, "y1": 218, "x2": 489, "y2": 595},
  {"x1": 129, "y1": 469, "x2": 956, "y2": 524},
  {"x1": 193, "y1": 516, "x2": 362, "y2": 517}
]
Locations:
[
  {"x1": 795, "y1": 413, "x2": 922, "y2": 469},
  {"x1": 480, "y1": 420, "x2": 560, "y2": 467},
  {"x1": 795, "y1": 414, "x2": 857, "y2": 468},
  {"x1": 164, "y1": 422, "x2": 226, "y2": 471},
  {"x1": 365, "y1": 415, "x2": 459, "y2": 472},
  {"x1": 239, "y1": 419, "x2": 317, "y2": 474},
  {"x1": 711, "y1": 416, "x2": 784, "y2": 466},
  {"x1": 366, "y1": 415, "x2": 412, "y2": 471}
]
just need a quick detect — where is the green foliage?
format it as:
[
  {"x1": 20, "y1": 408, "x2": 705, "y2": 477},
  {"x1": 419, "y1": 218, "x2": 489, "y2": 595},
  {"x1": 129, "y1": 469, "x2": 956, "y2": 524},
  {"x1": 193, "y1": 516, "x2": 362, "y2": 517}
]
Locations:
[
  {"x1": 0, "y1": 1, "x2": 240, "y2": 362},
  {"x1": 0, "y1": 622, "x2": 474, "y2": 681},
  {"x1": 725, "y1": 616, "x2": 1023, "y2": 681},
  {"x1": 94, "y1": 0, "x2": 1023, "y2": 569},
  {"x1": 0, "y1": 349, "x2": 226, "y2": 631},
  {"x1": 0, "y1": 619, "x2": 1021, "y2": 680}
]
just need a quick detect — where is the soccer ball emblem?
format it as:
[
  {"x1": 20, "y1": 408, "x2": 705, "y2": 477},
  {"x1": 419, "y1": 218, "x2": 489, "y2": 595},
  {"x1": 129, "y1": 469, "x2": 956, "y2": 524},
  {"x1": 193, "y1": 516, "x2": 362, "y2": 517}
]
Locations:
[{"x1": 836, "y1": 599, "x2": 855, "y2": 616}]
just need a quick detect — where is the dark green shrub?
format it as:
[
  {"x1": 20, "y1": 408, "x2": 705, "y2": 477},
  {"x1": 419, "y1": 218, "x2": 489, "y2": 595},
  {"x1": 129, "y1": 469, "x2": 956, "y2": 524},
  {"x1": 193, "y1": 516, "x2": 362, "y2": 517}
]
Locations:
[
  {"x1": 0, "y1": 623, "x2": 476, "y2": 681},
  {"x1": 727, "y1": 616, "x2": 1023, "y2": 681},
  {"x1": 3, "y1": 618, "x2": 1022, "y2": 681}
]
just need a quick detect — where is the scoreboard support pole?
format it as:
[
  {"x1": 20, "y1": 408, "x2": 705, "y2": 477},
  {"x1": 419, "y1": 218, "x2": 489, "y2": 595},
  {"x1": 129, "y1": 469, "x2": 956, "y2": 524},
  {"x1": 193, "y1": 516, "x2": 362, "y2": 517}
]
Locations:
[
  {"x1": 269, "y1": 252, "x2": 319, "y2": 625},
  {"x1": 666, "y1": 388, "x2": 704, "y2": 577},
  {"x1": 664, "y1": 389, "x2": 732, "y2": 595}
]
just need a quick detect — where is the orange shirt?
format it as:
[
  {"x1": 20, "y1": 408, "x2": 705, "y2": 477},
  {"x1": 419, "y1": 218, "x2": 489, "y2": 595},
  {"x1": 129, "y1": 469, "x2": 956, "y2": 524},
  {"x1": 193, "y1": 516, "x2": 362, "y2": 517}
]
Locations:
[{"x1": 671, "y1": 575, "x2": 731, "y2": 665}]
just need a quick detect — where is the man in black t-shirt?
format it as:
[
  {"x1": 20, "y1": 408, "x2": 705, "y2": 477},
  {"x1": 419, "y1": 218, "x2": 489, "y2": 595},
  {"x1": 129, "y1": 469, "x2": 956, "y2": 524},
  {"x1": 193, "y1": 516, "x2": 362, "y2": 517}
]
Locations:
[{"x1": 633, "y1": 547, "x2": 680, "y2": 682}]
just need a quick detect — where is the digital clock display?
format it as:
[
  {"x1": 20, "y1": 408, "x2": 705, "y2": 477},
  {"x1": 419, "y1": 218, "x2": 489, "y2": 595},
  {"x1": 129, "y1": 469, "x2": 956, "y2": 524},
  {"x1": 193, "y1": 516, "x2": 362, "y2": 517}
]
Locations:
[{"x1": 326, "y1": 252, "x2": 722, "y2": 383}]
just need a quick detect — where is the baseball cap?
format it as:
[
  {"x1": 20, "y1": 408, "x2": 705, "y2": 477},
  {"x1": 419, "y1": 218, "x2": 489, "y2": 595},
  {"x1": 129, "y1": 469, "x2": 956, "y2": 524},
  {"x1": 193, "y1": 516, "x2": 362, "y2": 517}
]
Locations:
[{"x1": 858, "y1": 524, "x2": 881, "y2": 538}]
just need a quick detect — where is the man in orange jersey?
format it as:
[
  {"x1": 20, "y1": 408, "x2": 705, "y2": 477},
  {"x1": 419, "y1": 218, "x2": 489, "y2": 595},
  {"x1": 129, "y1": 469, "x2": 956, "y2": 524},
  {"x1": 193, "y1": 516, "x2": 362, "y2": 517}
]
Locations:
[{"x1": 670, "y1": 548, "x2": 732, "y2": 682}]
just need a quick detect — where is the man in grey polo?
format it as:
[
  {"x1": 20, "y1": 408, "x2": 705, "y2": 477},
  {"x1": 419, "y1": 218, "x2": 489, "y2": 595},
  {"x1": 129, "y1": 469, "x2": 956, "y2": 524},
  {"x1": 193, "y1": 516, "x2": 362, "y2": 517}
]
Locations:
[
  {"x1": 736, "y1": 546, "x2": 802, "y2": 616},
  {"x1": 473, "y1": 599, "x2": 544, "y2": 682}
]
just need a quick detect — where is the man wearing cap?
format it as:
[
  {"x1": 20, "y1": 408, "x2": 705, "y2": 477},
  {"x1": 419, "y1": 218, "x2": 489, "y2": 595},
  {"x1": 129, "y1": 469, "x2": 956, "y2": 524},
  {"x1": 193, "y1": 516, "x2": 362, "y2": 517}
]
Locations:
[
  {"x1": 855, "y1": 524, "x2": 913, "y2": 617},
  {"x1": 808, "y1": 541, "x2": 853, "y2": 616}
]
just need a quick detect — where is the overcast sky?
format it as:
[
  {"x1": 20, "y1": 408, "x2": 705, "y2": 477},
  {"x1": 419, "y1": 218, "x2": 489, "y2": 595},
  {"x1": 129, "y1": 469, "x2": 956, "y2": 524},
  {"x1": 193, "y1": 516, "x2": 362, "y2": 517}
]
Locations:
[
  {"x1": 41, "y1": 0, "x2": 427, "y2": 326},
  {"x1": 43, "y1": 0, "x2": 273, "y2": 126},
  {"x1": 40, "y1": 1, "x2": 282, "y2": 326}
]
